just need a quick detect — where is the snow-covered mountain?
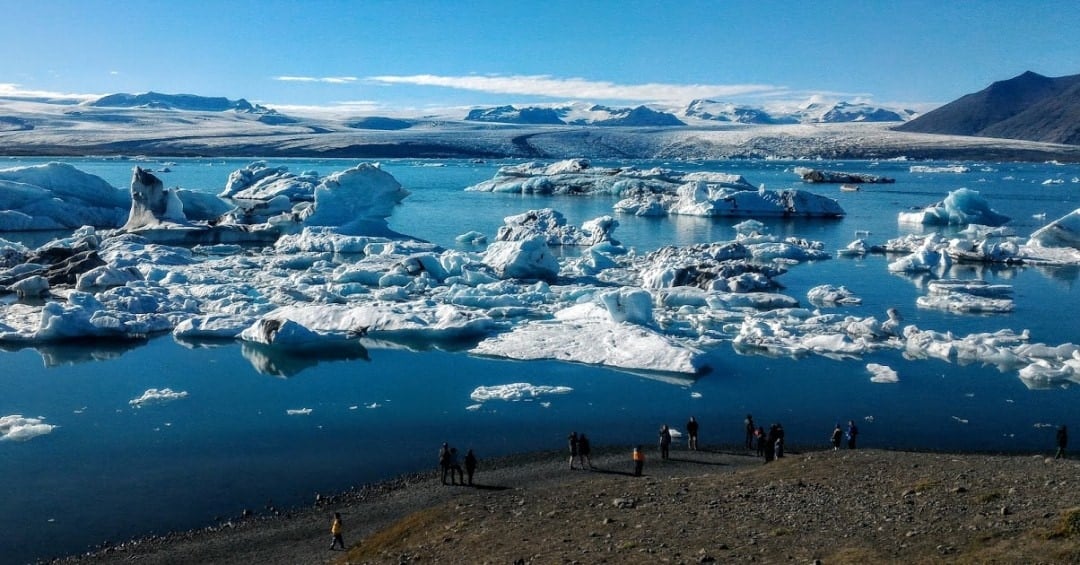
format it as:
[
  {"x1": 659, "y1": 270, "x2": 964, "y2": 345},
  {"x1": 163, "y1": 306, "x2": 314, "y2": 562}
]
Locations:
[
  {"x1": 685, "y1": 99, "x2": 914, "y2": 124},
  {"x1": 0, "y1": 90, "x2": 1076, "y2": 161},
  {"x1": 86, "y1": 91, "x2": 267, "y2": 113},
  {"x1": 465, "y1": 104, "x2": 684, "y2": 126}
]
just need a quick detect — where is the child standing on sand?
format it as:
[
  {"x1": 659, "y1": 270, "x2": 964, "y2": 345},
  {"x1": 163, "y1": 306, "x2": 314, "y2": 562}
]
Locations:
[
  {"x1": 633, "y1": 445, "x2": 645, "y2": 476},
  {"x1": 329, "y1": 512, "x2": 344, "y2": 550}
]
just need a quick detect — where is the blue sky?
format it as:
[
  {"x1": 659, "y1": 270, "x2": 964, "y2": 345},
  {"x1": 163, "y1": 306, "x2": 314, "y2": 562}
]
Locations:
[{"x1": 3, "y1": 0, "x2": 1079, "y2": 115}]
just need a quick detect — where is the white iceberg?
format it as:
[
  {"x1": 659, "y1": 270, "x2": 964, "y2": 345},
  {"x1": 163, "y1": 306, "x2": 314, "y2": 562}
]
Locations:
[
  {"x1": 466, "y1": 158, "x2": 754, "y2": 196},
  {"x1": 471, "y1": 301, "x2": 705, "y2": 374},
  {"x1": 0, "y1": 414, "x2": 56, "y2": 441},
  {"x1": 0, "y1": 162, "x2": 129, "y2": 230},
  {"x1": 482, "y1": 235, "x2": 560, "y2": 281},
  {"x1": 867, "y1": 363, "x2": 899, "y2": 383},
  {"x1": 469, "y1": 383, "x2": 573, "y2": 402},
  {"x1": 129, "y1": 388, "x2": 189, "y2": 407},
  {"x1": 286, "y1": 408, "x2": 313, "y2": 415},
  {"x1": 495, "y1": 209, "x2": 619, "y2": 246},
  {"x1": 807, "y1": 285, "x2": 862, "y2": 306},
  {"x1": 909, "y1": 165, "x2": 970, "y2": 174},
  {"x1": 1023, "y1": 209, "x2": 1080, "y2": 264},
  {"x1": 898, "y1": 188, "x2": 1010, "y2": 227}
]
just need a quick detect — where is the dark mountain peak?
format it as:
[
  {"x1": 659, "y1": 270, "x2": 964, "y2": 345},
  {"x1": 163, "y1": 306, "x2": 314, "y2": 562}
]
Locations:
[
  {"x1": 87, "y1": 92, "x2": 266, "y2": 113},
  {"x1": 896, "y1": 71, "x2": 1080, "y2": 144}
]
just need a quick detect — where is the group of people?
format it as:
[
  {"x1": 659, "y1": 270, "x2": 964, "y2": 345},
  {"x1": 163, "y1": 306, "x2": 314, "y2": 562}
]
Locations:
[
  {"x1": 326, "y1": 419, "x2": 1071, "y2": 552},
  {"x1": 438, "y1": 442, "x2": 479, "y2": 486},
  {"x1": 568, "y1": 431, "x2": 595, "y2": 469}
]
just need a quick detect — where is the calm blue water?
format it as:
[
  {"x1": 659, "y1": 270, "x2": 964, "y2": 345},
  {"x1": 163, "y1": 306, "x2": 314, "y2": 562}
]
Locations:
[{"x1": 1, "y1": 156, "x2": 1079, "y2": 564}]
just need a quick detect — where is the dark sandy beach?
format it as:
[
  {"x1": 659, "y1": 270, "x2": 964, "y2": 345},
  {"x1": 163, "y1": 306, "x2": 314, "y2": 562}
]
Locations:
[{"x1": 52, "y1": 446, "x2": 1080, "y2": 564}]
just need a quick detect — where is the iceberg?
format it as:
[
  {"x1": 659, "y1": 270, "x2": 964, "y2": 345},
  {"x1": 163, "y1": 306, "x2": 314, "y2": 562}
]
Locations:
[
  {"x1": 867, "y1": 363, "x2": 899, "y2": 383},
  {"x1": 807, "y1": 284, "x2": 862, "y2": 306},
  {"x1": 0, "y1": 414, "x2": 56, "y2": 441},
  {"x1": 469, "y1": 383, "x2": 573, "y2": 402},
  {"x1": 1023, "y1": 209, "x2": 1080, "y2": 264},
  {"x1": 471, "y1": 301, "x2": 706, "y2": 374},
  {"x1": 909, "y1": 165, "x2": 970, "y2": 174},
  {"x1": 129, "y1": 388, "x2": 189, "y2": 407},
  {"x1": 794, "y1": 168, "x2": 895, "y2": 184},
  {"x1": 482, "y1": 235, "x2": 560, "y2": 281},
  {"x1": 495, "y1": 209, "x2": 620, "y2": 246},
  {"x1": 0, "y1": 162, "x2": 129, "y2": 230},
  {"x1": 466, "y1": 158, "x2": 754, "y2": 196},
  {"x1": 615, "y1": 181, "x2": 845, "y2": 219},
  {"x1": 898, "y1": 188, "x2": 1010, "y2": 227}
]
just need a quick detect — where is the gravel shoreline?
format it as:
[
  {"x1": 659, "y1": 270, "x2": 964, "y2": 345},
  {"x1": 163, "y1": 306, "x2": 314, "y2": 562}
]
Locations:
[{"x1": 50, "y1": 446, "x2": 1080, "y2": 564}]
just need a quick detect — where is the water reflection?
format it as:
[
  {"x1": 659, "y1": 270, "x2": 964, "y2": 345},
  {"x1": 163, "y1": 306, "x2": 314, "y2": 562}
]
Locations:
[
  {"x1": 0, "y1": 337, "x2": 148, "y2": 366},
  {"x1": 239, "y1": 341, "x2": 369, "y2": 377}
]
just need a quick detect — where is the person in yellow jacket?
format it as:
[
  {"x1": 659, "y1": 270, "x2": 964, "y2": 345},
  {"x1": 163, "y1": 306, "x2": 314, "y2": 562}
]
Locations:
[
  {"x1": 329, "y1": 512, "x2": 344, "y2": 550},
  {"x1": 632, "y1": 445, "x2": 645, "y2": 476}
]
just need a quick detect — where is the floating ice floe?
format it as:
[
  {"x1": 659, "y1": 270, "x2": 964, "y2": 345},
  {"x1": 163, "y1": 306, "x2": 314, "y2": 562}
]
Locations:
[
  {"x1": 794, "y1": 168, "x2": 895, "y2": 184},
  {"x1": 286, "y1": 408, "x2": 313, "y2": 415},
  {"x1": 0, "y1": 414, "x2": 57, "y2": 441},
  {"x1": 471, "y1": 297, "x2": 706, "y2": 374},
  {"x1": 1022, "y1": 208, "x2": 1080, "y2": 264},
  {"x1": 466, "y1": 158, "x2": 755, "y2": 196},
  {"x1": 898, "y1": 188, "x2": 1010, "y2": 227},
  {"x1": 615, "y1": 180, "x2": 845, "y2": 218},
  {"x1": 0, "y1": 162, "x2": 129, "y2": 230},
  {"x1": 917, "y1": 281, "x2": 1014, "y2": 314},
  {"x1": 469, "y1": 383, "x2": 573, "y2": 402},
  {"x1": 887, "y1": 236, "x2": 952, "y2": 273},
  {"x1": 909, "y1": 165, "x2": 970, "y2": 174},
  {"x1": 129, "y1": 388, "x2": 189, "y2": 407},
  {"x1": 807, "y1": 284, "x2": 862, "y2": 306},
  {"x1": 455, "y1": 231, "x2": 487, "y2": 245},
  {"x1": 867, "y1": 363, "x2": 899, "y2": 383},
  {"x1": 495, "y1": 208, "x2": 620, "y2": 246}
]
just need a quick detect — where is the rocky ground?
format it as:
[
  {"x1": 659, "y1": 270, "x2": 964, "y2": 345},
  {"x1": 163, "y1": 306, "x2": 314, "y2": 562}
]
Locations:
[{"x1": 55, "y1": 447, "x2": 1080, "y2": 565}]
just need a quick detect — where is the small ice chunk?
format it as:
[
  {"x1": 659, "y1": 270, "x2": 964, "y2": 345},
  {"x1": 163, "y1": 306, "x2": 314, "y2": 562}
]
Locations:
[
  {"x1": 286, "y1": 408, "x2": 313, "y2": 415},
  {"x1": 129, "y1": 388, "x2": 189, "y2": 407},
  {"x1": 867, "y1": 363, "x2": 899, "y2": 383},
  {"x1": 0, "y1": 414, "x2": 57, "y2": 441},
  {"x1": 469, "y1": 383, "x2": 573, "y2": 402}
]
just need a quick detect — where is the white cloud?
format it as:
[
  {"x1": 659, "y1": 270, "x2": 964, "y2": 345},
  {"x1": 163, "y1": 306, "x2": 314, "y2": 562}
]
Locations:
[
  {"x1": 367, "y1": 74, "x2": 788, "y2": 104},
  {"x1": 274, "y1": 76, "x2": 358, "y2": 84},
  {"x1": 0, "y1": 83, "x2": 99, "y2": 102}
]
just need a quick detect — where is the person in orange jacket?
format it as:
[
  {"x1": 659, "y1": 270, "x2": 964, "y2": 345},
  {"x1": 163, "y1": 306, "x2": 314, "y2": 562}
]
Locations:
[
  {"x1": 329, "y1": 512, "x2": 344, "y2": 550},
  {"x1": 632, "y1": 445, "x2": 645, "y2": 476}
]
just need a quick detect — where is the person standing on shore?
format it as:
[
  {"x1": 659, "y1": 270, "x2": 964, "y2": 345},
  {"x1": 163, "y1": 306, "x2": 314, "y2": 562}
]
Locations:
[
  {"x1": 831, "y1": 423, "x2": 843, "y2": 450},
  {"x1": 847, "y1": 420, "x2": 859, "y2": 449},
  {"x1": 658, "y1": 424, "x2": 672, "y2": 460},
  {"x1": 633, "y1": 445, "x2": 645, "y2": 476},
  {"x1": 764, "y1": 424, "x2": 777, "y2": 463},
  {"x1": 568, "y1": 432, "x2": 580, "y2": 469},
  {"x1": 686, "y1": 416, "x2": 699, "y2": 451},
  {"x1": 775, "y1": 423, "x2": 785, "y2": 458},
  {"x1": 448, "y1": 447, "x2": 464, "y2": 485},
  {"x1": 744, "y1": 414, "x2": 755, "y2": 450},
  {"x1": 578, "y1": 433, "x2": 594, "y2": 469},
  {"x1": 755, "y1": 426, "x2": 765, "y2": 457},
  {"x1": 1056, "y1": 425, "x2": 1068, "y2": 459},
  {"x1": 464, "y1": 448, "x2": 478, "y2": 485},
  {"x1": 438, "y1": 442, "x2": 451, "y2": 485},
  {"x1": 329, "y1": 512, "x2": 344, "y2": 550}
]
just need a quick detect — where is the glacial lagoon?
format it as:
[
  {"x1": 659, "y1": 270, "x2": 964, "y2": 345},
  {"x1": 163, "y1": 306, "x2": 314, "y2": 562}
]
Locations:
[{"x1": 1, "y1": 156, "x2": 1079, "y2": 563}]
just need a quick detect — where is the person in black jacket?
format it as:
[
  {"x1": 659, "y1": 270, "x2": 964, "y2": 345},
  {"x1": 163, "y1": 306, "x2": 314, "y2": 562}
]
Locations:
[
  {"x1": 686, "y1": 417, "x2": 699, "y2": 451},
  {"x1": 578, "y1": 434, "x2": 594, "y2": 469},
  {"x1": 464, "y1": 449, "x2": 478, "y2": 485},
  {"x1": 1056, "y1": 425, "x2": 1068, "y2": 459}
]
